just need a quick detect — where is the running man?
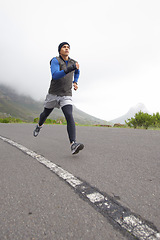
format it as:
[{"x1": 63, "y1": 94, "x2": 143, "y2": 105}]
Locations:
[{"x1": 33, "y1": 42, "x2": 84, "y2": 154}]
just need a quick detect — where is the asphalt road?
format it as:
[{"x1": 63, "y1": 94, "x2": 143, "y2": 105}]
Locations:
[{"x1": 0, "y1": 123, "x2": 160, "y2": 240}]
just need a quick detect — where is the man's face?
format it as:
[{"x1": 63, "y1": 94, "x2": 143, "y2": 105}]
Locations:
[{"x1": 60, "y1": 44, "x2": 70, "y2": 56}]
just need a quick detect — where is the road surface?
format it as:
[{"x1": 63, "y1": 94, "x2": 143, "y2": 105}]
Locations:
[{"x1": 0, "y1": 123, "x2": 160, "y2": 240}]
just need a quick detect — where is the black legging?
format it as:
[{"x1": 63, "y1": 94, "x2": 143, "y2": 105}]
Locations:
[{"x1": 39, "y1": 105, "x2": 76, "y2": 143}]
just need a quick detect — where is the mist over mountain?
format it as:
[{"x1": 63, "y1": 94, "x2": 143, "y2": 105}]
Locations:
[
  {"x1": 0, "y1": 84, "x2": 108, "y2": 125},
  {"x1": 110, "y1": 103, "x2": 152, "y2": 124}
]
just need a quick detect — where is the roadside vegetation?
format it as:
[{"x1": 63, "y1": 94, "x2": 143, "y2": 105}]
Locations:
[
  {"x1": 1, "y1": 111, "x2": 160, "y2": 130},
  {"x1": 125, "y1": 111, "x2": 160, "y2": 129},
  {"x1": 33, "y1": 117, "x2": 68, "y2": 125},
  {"x1": 0, "y1": 117, "x2": 23, "y2": 123}
]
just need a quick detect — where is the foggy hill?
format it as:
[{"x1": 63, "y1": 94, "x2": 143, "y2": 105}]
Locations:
[
  {"x1": 110, "y1": 103, "x2": 151, "y2": 124},
  {"x1": 0, "y1": 84, "x2": 108, "y2": 125}
]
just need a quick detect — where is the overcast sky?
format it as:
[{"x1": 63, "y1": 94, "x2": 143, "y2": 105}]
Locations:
[{"x1": 0, "y1": 0, "x2": 160, "y2": 121}]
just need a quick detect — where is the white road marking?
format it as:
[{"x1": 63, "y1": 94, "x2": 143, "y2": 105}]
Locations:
[
  {"x1": 0, "y1": 136, "x2": 82, "y2": 188},
  {"x1": 0, "y1": 135, "x2": 160, "y2": 240},
  {"x1": 87, "y1": 192, "x2": 105, "y2": 203}
]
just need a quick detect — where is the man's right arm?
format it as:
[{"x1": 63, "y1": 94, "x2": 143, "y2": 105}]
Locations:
[
  {"x1": 50, "y1": 58, "x2": 66, "y2": 80},
  {"x1": 51, "y1": 58, "x2": 78, "y2": 80}
]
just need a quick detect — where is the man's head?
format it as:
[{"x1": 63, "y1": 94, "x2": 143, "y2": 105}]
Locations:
[{"x1": 58, "y1": 42, "x2": 70, "y2": 54}]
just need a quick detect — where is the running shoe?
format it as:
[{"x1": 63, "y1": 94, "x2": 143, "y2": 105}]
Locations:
[
  {"x1": 33, "y1": 125, "x2": 42, "y2": 137},
  {"x1": 71, "y1": 142, "x2": 84, "y2": 155}
]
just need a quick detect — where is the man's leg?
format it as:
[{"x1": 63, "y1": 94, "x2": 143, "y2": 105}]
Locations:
[
  {"x1": 39, "y1": 108, "x2": 54, "y2": 126},
  {"x1": 62, "y1": 105, "x2": 76, "y2": 143},
  {"x1": 33, "y1": 108, "x2": 53, "y2": 137},
  {"x1": 62, "y1": 104, "x2": 84, "y2": 154}
]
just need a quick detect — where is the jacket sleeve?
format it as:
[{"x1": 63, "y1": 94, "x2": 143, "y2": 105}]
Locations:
[
  {"x1": 73, "y1": 69, "x2": 80, "y2": 83},
  {"x1": 50, "y1": 58, "x2": 66, "y2": 80}
]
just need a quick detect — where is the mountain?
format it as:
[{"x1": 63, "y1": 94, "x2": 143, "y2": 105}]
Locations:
[
  {"x1": 110, "y1": 103, "x2": 151, "y2": 124},
  {"x1": 0, "y1": 84, "x2": 108, "y2": 125},
  {"x1": 0, "y1": 85, "x2": 43, "y2": 121}
]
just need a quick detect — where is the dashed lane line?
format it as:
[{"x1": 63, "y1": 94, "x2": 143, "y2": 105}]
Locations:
[{"x1": 0, "y1": 135, "x2": 160, "y2": 240}]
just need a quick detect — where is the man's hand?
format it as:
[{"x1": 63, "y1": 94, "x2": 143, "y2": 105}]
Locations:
[
  {"x1": 73, "y1": 82, "x2": 78, "y2": 91},
  {"x1": 76, "y1": 62, "x2": 79, "y2": 69}
]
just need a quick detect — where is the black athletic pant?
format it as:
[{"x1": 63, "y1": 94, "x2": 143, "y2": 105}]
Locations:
[{"x1": 39, "y1": 105, "x2": 76, "y2": 143}]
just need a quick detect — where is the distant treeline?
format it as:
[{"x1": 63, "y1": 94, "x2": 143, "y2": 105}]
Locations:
[
  {"x1": 33, "y1": 117, "x2": 67, "y2": 125},
  {"x1": 0, "y1": 117, "x2": 67, "y2": 124},
  {"x1": 1, "y1": 112, "x2": 160, "y2": 130},
  {"x1": 0, "y1": 117, "x2": 23, "y2": 123}
]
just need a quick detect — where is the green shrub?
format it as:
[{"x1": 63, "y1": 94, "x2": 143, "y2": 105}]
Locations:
[
  {"x1": 33, "y1": 118, "x2": 39, "y2": 123},
  {"x1": 0, "y1": 117, "x2": 23, "y2": 123},
  {"x1": 1, "y1": 118, "x2": 10, "y2": 123},
  {"x1": 125, "y1": 111, "x2": 160, "y2": 129}
]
